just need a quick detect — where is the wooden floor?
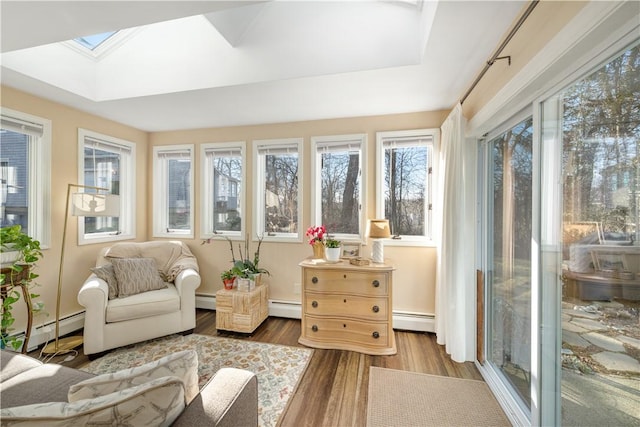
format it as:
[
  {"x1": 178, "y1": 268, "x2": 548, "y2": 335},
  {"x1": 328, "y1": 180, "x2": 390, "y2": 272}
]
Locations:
[{"x1": 31, "y1": 309, "x2": 482, "y2": 427}]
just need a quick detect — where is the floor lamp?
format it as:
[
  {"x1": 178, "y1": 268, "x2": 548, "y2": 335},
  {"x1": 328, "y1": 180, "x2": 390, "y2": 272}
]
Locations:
[
  {"x1": 369, "y1": 219, "x2": 391, "y2": 263},
  {"x1": 42, "y1": 184, "x2": 119, "y2": 355}
]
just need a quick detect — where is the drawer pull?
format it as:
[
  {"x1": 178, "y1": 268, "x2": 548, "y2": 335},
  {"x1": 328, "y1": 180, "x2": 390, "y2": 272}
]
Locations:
[
  {"x1": 372, "y1": 331, "x2": 380, "y2": 339},
  {"x1": 312, "y1": 325, "x2": 318, "y2": 332},
  {"x1": 312, "y1": 276, "x2": 318, "y2": 284},
  {"x1": 372, "y1": 305, "x2": 379, "y2": 313},
  {"x1": 372, "y1": 279, "x2": 380, "y2": 287},
  {"x1": 312, "y1": 300, "x2": 318, "y2": 308}
]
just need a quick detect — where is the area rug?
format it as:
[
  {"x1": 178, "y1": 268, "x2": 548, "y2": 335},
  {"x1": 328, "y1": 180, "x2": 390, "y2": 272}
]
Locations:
[
  {"x1": 80, "y1": 334, "x2": 314, "y2": 427},
  {"x1": 367, "y1": 367, "x2": 510, "y2": 426}
]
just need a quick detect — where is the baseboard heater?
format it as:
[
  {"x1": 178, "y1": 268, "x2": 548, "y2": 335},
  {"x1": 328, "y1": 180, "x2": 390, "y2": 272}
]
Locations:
[
  {"x1": 6, "y1": 311, "x2": 86, "y2": 353},
  {"x1": 196, "y1": 295, "x2": 435, "y2": 333}
]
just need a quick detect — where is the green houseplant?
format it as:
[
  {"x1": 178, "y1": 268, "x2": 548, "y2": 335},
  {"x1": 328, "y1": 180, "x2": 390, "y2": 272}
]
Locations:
[
  {"x1": 203, "y1": 234, "x2": 270, "y2": 288},
  {"x1": 221, "y1": 269, "x2": 235, "y2": 290},
  {"x1": 324, "y1": 237, "x2": 342, "y2": 262},
  {"x1": 0, "y1": 225, "x2": 43, "y2": 350}
]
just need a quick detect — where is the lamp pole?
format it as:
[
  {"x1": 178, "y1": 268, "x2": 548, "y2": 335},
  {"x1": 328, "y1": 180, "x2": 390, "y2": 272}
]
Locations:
[{"x1": 42, "y1": 183, "x2": 110, "y2": 356}]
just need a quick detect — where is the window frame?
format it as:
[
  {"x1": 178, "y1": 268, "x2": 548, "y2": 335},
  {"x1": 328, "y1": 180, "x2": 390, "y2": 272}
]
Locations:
[
  {"x1": 77, "y1": 128, "x2": 136, "y2": 245},
  {"x1": 152, "y1": 144, "x2": 195, "y2": 238},
  {"x1": 253, "y1": 138, "x2": 303, "y2": 243},
  {"x1": 310, "y1": 133, "x2": 366, "y2": 242},
  {"x1": 200, "y1": 141, "x2": 246, "y2": 240},
  {"x1": 0, "y1": 107, "x2": 51, "y2": 249},
  {"x1": 375, "y1": 128, "x2": 439, "y2": 247}
]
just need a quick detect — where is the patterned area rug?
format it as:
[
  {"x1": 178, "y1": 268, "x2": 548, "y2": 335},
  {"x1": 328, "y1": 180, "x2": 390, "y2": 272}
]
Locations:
[{"x1": 80, "y1": 334, "x2": 314, "y2": 427}]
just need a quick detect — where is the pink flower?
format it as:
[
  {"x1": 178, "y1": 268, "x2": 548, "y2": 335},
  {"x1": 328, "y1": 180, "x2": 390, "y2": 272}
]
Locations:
[{"x1": 305, "y1": 225, "x2": 326, "y2": 245}]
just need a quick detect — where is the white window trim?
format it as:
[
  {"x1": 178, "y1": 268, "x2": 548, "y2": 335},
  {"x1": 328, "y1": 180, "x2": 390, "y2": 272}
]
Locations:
[
  {"x1": 310, "y1": 133, "x2": 366, "y2": 243},
  {"x1": 253, "y1": 138, "x2": 303, "y2": 243},
  {"x1": 0, "y1": 107, "x2": 51, "y2": 249},
  {"x1": 200, "y1": 141, "x2": 246, "y2": 240},
  {"x1": 77, "y1": 128, "x2": 136, "y2": 245},
  {"x1": 153, "y1": 144, "x2": 194, "y2": 238},
  {"x1": 61, "y1": 27, "x2": 142, "y2": 61},
  {"x1": 376, "y1": 128, "x2": 439, "y2": 247}
]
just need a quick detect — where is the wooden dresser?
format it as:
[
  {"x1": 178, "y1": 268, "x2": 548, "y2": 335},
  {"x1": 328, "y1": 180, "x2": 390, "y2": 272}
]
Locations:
[{"x1": 298, "y1": 259, "x2": 396, "y2": 355}]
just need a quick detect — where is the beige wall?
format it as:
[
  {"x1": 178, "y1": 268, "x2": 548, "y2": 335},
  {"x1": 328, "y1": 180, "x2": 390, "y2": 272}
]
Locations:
[
  {"x1": 461, "y1": 0, "x2": 587, "y2": 120},
  {"x1": 1, "y1": 83, "x2": 446, "y2": 333},
  {"x1": 150, "y1": 111, "x2": 447, "y2": 314},
  {"x1": 1, "y1": 85, "x2": 148, "y2": 330}
]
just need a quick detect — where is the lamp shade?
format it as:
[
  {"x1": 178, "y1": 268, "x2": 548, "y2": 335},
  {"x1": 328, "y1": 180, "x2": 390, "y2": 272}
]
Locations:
[
  {"x1": 368, "y1": 219, "x2": 391, "y2": 239},
  {"x1": 71, "y1": 193, "x2": 120, "y2": 217}
]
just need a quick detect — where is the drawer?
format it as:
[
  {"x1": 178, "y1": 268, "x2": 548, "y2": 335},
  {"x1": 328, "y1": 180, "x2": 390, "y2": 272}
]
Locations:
[
  {"x1": 302, "y1": 316, "x2": 391, "y2": 348},
  {"x1": 303, "y1": 270, "x2": 388, "y2": 296},
  {"x1": 304, "y1": 294, "x2": 388, "y2": 321}
]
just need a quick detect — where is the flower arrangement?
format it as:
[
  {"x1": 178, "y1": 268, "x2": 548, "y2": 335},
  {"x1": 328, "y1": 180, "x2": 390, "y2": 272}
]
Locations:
[{"x1": 306, "y1": 225, "x2": 326, "y2": 246}]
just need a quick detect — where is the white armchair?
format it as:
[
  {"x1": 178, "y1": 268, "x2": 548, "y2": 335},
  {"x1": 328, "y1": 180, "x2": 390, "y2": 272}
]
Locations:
[{"x1": 78, "y1": 241, "x2": 201, "y2": 358}]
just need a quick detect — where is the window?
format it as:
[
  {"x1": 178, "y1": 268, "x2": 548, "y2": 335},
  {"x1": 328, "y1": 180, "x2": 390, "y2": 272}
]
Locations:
[
  {"x1": 376, "y1": 129, "x2": 438, "y2": 245},
  {"x1": 153, "y1": 145, "x2": 194, "y2": 238},
  {"x1": 201, "y1": 142, "x2": 245, "y2": 238},
  {"x1": 311, "y1": 134, "x2": 365, "y2": 240},
  {"x1": 0, "y1": 108, "x2": 51, "y2": 247},
  {"x1": 78, "y1": 129, "x2": 135, "y2": 244},
  {"x1": 253, "y1": 138, "x2": 303, "y2": 241},
  {"x1": 73, "y1": 31, "x2": 118, "y2": 50}
]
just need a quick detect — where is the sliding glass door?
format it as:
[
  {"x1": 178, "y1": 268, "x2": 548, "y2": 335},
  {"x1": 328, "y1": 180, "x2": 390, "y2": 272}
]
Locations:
[
  {"x1": 480, "y1": 114, "x2": 534, "y2": 419},
  {"x1": 480, "y1": 42, "x2": 639, "y2": 426},
  {"x1": 540, "y1": 43, "x2": 640, "y2": 426}
]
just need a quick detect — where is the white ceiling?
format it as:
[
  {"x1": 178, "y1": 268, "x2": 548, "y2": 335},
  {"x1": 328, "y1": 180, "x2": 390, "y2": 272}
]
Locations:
[{"x1": 0, "y1": 1, "x2": 525, "y2": 132}]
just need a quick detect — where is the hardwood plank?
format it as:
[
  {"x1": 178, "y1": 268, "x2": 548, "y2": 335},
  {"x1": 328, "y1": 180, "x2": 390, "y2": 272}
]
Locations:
[{"x1": 28, "y1": 309, "x2": 482, "y2": 426}]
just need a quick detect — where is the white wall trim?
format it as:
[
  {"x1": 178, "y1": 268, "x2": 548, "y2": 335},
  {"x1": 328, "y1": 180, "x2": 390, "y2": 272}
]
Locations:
[
  {"x1": 393, "y1": 310, "x2": 435, "y2": 332},
  {"x1": 19, "y1": 311, "x2": 86, "y2": 353},
  {"x1": 197, "y1": 296, "x2": 434, "y2": 332},
  {"x1": 8, "y1": 297, "x2": 434, "y2": 354}
]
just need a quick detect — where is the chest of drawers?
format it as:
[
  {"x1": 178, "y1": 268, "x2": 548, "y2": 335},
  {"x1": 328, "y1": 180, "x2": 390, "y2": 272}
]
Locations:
[{"x1": 298, "y1": 259, "x2": 396, "y2": 355}]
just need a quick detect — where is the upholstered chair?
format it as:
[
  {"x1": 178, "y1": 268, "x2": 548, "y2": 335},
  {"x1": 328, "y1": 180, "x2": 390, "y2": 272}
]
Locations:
[{"x1": 78, "y1": 241, "x2": 201, "y2": 358}]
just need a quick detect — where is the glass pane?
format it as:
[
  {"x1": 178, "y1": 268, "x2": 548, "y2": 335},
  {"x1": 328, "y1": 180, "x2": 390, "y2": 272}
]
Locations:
[
  {"x1": 212, "y1": 154, "x2": 242, "y2": 232},
  {"x1": 83, "y1": 146, "x2": 120, "y2": 234},
  {"x1": 74, "y1": 31, "x2": 118, "y2": 50},
  {"x1": 487, "y1": 117, "x2": 533, "y2": 408},
  {"x1": 320, "y1": 151, "x2": 359, "y2": 234},
  {"x1": 168, "y1": 159, "x2": 191, "y2": 230},
  {"x1": 0, "y1": 129, "x2": 29, "y2": 233},
  {"x1": 558, "y1": 44, "x2": 640, "y2": 426},
  {"x1": 384, "y1": 145, "x2": 427, "y2": 236},
  {"x1": 264, "y1": 153, "x2": 298, "y2": 234}
]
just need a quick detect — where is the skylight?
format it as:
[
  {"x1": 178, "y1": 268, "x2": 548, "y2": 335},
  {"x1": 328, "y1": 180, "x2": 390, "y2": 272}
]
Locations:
[{"x1": 74, "y1": 31, "x2": 118, "y2": 50}]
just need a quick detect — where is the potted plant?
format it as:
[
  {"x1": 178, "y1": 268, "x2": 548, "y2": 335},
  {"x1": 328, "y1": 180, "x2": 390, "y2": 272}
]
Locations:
[
  {"x1": 221, "y1": 269, "x2": 235, "y2": 290},
  {"x1": 325, "y1": 237, "x2": 342, "y2": 262},
  {"x1": 228, "y1": 235, "x2": 270, "y2": 284},
  {"x1": 204, "y1": 234, "x2": 270, "y2": 290},
  {"x1": 306, "y1": 225, "x2": 326, "y2": 259},
  {"x1": 0, "y1": 225, "x2": 43, "y2": 351}
]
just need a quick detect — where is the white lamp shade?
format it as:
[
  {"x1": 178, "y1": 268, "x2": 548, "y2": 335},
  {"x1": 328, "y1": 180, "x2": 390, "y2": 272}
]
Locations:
[{"x1": 71, "y1": 193, "x2": 120, "y2": 217}]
